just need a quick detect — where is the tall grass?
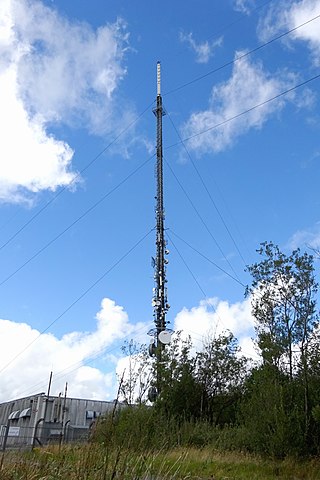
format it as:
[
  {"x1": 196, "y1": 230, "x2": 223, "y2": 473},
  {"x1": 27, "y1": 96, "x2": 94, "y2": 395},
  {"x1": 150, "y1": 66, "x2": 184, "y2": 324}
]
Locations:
[
  {"x1": 1, "y1": 406, "x2": 320, "y2": 479},
  {"x1": 1, "y1": 444, "x2": 320, "y2": 479},
  {"x1": 0, "y1": 443, "x2": 185, "y2": 480}
]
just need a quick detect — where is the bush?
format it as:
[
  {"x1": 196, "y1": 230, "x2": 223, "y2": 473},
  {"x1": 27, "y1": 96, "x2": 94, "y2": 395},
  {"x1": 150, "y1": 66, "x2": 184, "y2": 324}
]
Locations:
[{"x1": 92, "y1": 405, "x2": 185, "y2": 451}]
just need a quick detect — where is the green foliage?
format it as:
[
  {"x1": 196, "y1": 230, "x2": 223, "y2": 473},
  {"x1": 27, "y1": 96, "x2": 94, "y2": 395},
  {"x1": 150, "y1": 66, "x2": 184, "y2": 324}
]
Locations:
[
  {"x1": 93, "y1": 404, "x2": 186, "y2": 451},
  {"x1": 239, "y1": 365, "x2": 307, "y2": 457},
  {"x1": 117, "y1": 339, "x2": 152, "y2": 405},
  {"x1": 311, "y1": 405, "x2": 320, "y2": 423},
  {"x1": 110, "y1": 243, "x2": 320, "y2": 459},
  {"x1": 243, "y1": 242, "x2": 320, "y2": 456},
  {"x1": 246, "y1": 241, "x2": 318, "y2": 377},
  {"x1": 195, "y1": 332, "x2": 248, "y2": 425},
  {"x1": 4, "y1": 241, "x2": 320, "y2": 478},
  {"x1": 154, "y1": 332, "x2": 203, "y2": 420},
  {"x1": 153, "y1": 330, "x2": 248, "y2": 427},
  {"x1": 2, "y1": 444, "x2": 320, "y2": 480}
]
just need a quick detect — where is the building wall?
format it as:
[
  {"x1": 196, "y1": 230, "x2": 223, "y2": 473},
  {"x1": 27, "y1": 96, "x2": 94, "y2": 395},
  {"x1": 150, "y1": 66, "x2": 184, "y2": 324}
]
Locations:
[{"x1": 0, "y1": 393, "x2": 116, "y2": 449}]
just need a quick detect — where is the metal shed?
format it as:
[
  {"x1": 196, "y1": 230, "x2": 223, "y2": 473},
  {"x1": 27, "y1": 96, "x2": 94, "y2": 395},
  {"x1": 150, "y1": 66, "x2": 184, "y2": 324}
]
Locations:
[{"x1": 0, "y1": 393, "x2": 117, "y2": 450}]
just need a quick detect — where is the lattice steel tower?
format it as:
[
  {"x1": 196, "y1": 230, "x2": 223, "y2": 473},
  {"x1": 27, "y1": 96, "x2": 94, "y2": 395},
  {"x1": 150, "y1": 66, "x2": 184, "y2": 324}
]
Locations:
[
  {"x1": 148, "y1": 63, "x2": 171, "y2": 397},
  {"x1": 152, "y1": 62, "x2": 170, "y2": 337}
]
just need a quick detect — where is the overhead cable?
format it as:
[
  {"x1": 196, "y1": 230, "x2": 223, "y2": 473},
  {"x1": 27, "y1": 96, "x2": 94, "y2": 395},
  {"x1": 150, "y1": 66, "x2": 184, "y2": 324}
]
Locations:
[
  {"x1": 0, "y1": 228, "x2": 154, "y2": 374},
  {"x1": 165, "y1": 108, "x2": 247, "y2": 267},
  {"x1": 166, "y1": 73, "x2": 320, "y2": 149},
  {"x1": 0, "y1": 101, "x2": 155, "y2": 252},
  {"x1": 164, "y1": 157, "x2": 244, "y2": 284},
  {"x1": 170, "y1": 230, "x2": 246, "y2": 288},
  {"x1": 164, "y1": 13, "x2": 320, "y2": 96},
  {"x1": 16, "y1": 320, "x2": 155, "y2": 399},
  {"x1": 205, "y1": 0, "x2": 274, "y2": 41},
  {"x1": 167, "y1": 231, "x2": 225, "y2": 334},
  {"x1": 0, "y1": 155, "x2": 154, "y2": 288}
]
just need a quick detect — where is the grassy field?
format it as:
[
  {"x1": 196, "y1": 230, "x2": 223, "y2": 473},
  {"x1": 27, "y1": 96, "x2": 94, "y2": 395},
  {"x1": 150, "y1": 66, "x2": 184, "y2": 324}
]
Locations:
[{"x1": 1, "y1": 445, "x2": 320, "y2": 480}]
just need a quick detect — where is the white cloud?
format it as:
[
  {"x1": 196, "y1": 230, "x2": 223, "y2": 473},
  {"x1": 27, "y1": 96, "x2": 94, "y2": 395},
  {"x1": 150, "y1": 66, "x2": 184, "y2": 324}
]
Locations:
[
  {"x1": 13, "y1": 0, "x2": 129, "y2": 130},
  {"x1": 173, "y1": 296, "x2": 257, "y2": 358},
  {"x1": 116, "y1": 350, "x2": 153, "y2": 404},
  {"x1": 233, "y1": 0, "x2": 255, "y2": 15},
  {"x1": 288, "y1": 222, "x2": 320, "y2": 251},
  {"x1": 0, "y1": 298, "x2": 147, "y2": 402},
  {"x1": 0, "y1": 0, "x2": 129, "y2": 203},
  {"x1": 0, "y1": 64, "x2": 76, "y2": 203},
  {"x1": 181, "y1": 54, "x2": 296, "y2": 154},
  {"x1": 112, "y1": 296, "x2": 259, "y2": 403},
  {"x1": 180, "y1": 31, "x2": 223, "y2": 64},
  {"x1": 258, "y1": 0, "x2": 320, "y2": 65},
  {"x1": 0, "y1": 295, "x2": 260, "y2": 404}
]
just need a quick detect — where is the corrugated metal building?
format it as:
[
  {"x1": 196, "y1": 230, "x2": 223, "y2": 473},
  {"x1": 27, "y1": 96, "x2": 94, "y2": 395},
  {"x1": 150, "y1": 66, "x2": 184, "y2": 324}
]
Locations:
[{"x1": 0, "y1": 393, "x2": 116, "y2": 449}]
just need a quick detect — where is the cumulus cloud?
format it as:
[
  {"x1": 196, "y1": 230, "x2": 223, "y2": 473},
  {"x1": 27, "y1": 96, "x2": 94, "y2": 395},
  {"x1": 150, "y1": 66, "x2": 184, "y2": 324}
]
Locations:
[
  {"x1": 0, "y1": 63, "x2": 76, "y2": 203},
  {"x1": 12, "y1": 0, "x2": 129, "y2": 130},
  {"x1": 173, "y1": 296, "x2": 258, "y2": 359},
  {"x1": 0, "y1": 0, "x2": 129, "y2": 203},
  {"x1": 0, "y1": 298, "x2": 148, "y2": 402},
  {"x1": 0, "y1": 294, "x2": 260, "y2": 403},
  {"x1": 114, "y1": 295, "x2": 259, "y2": 403},
  {"x1": 179, "y1": 31, "x2": 223, "y2": 64},
  {"x1": 258, "y1": 0, "x2": 320, "y2": 65},
  {"x1": 181, "y1": 54, "x2": 296, "y2": 154}
]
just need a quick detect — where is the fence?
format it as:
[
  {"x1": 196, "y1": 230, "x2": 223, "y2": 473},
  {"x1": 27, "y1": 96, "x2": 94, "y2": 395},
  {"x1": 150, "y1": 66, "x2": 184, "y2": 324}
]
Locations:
[{"x1": 0, "y1": 421, "x2": 91, "y2": 451}]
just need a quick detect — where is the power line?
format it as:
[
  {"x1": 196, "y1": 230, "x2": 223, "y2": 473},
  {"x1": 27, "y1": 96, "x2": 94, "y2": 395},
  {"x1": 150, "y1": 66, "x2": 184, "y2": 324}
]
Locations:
[
  {"x1": 170, "y1": 230, "x2": 246, "y2": 288},
  {"x1": 167, "y1": 231, "x2": 225, "y2": 335},
  {"x1": 165, "y1": 107, "x2": 247, "y2": 267},
  {"x1": 167, "y1": 236, "x2": 259, "y2": 361},
  {"x1": 164, "y1": 157, "x2": 244, "y2": 283},
  {"x1": 0, "y1": 155, "x2": 154, "y2": 288},
  {"x1": 207, "y1": 0, "x2": 274, "y2": 40},
  {"x1": 168, "y1": 232, "x2": 207, "y2": 300},
  {"x1": 17, "y1": 306, "x2": 260, "y2": 399},
  {"x1": 166, "y1": 73, "x2": 320, "y2": 149},
  {"x1": 0, "y1": 101, "x2": 155, "y2": 253},
  {"x1": 165, "y1": 0, "x2": 274, "y2": 66},
  {"x1": 164, "y1": 13, "x2": 320, "y2": 96},
  {"x1": 0, "y1": 228, "x2": 154, "y2": 375},
  {"x1": 15, "y1": 320, "x2": 155, "y2": 399},
  {"x1": 171, "y1": 230, "x2": 313, "y2": 326},
  {"x1": 10, "y1": 235, "x2": 257, "y2": 397}
]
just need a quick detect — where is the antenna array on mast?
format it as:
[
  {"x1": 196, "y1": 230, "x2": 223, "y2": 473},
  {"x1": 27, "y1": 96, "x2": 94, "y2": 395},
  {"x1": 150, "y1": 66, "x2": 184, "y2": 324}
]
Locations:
[
  {"x1": 153, "y1": 62, "x2": 170, "y2": 336},
  {"x1": 148, "y1": 62, "x2": 171, "y2": 402}
]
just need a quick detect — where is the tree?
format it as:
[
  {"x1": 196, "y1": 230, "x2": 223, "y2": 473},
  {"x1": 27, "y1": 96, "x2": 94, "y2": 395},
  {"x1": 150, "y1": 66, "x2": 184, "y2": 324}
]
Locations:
[
  {"x1": 118, "y1": 340, "x2": 152, "y2": 405},
  {"x1": 155, "y1": 332, "x2": 202, "y2": 420},
  {"x1": 240, "y1": 363, "x2": 305, "y2": 457},
  {"x1": 246, "y1": 242, "x2": 319, "y2": 447},
  {"x1": 196, "y1": 332, "x2": 248, "y2": 425},
  {"x1": 246, "y1": 242, "x2": 318, "y2": 379}
]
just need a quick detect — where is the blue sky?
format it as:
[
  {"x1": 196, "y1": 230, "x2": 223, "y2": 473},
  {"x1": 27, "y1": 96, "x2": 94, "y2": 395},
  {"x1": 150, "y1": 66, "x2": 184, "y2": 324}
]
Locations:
[{"x1": 0, "y1": 0, "x2": 320, "y2": 401}]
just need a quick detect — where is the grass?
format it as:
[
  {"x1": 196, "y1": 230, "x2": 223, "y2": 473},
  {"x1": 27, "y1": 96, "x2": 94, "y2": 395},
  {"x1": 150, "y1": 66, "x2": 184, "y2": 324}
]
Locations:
[
  {"x1": 159, "y1": 448, "x2": 320, "y2": 479},
  {"x1": 1, "y1": 445, "x2": 320, "y2": 480}
]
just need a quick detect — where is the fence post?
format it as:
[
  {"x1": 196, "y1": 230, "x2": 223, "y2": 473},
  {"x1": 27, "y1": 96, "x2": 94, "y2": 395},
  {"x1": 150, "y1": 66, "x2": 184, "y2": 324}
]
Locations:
[
  {"x1": 32, "y1": 418, "x2": 44, "y2": 450},
  {"x1": 1, "y1": 421, "x2": 10, "y2": 453}
]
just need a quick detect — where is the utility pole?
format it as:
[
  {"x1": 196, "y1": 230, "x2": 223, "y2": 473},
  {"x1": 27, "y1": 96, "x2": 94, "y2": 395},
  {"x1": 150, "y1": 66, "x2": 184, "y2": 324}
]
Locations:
[{"x1": 148, "y1": 62, "x2": 171, "y2": 402}]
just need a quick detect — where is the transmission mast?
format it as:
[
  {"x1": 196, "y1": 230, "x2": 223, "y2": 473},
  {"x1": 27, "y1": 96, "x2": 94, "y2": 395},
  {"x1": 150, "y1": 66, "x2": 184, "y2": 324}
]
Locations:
[
  {"x1": 153, "y1": 61, "x2": 170, "y2": 338},
  {"x1": 148, "y1": 62, "x2": 171, "y2": 401}
]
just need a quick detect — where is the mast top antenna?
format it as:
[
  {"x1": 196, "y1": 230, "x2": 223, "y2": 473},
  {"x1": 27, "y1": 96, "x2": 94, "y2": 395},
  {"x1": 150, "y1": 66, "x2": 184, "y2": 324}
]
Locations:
[{"x1": 157, "y1": 61, "x2": 161, "y2": 96}]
